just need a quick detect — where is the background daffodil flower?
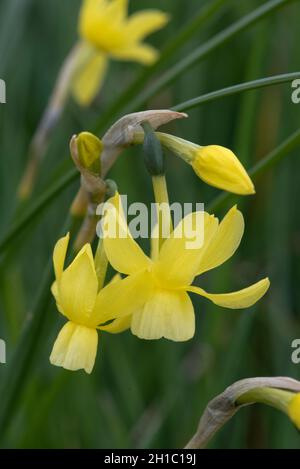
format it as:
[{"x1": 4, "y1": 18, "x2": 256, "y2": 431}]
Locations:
[
  {"x1": 73, "y1": 0, "x2": 170, "y2": 105},
  {"x1": 50, "y1": 233, "x2": 150, "y2": 373},
  {"x1": 102, "y1": 193, "x2": 270, "y2": 342}
]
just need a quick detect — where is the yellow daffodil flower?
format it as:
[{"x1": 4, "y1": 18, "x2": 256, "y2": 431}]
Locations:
[
  {"x1": 155, "y1": 132, "x2": 255, "y2": 195},
  {"x1": 73, "y1": 0, "x2": 169, "y2": 105},
  {"x1": 102, "y1": 193, "x2": 270, "y2": 341},
  {"x1": 50, "y1": 233, "x2": 149, "y2": 373}
]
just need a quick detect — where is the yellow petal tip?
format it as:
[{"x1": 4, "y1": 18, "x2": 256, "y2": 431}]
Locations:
[
  {"x1": 288, "y1": 393, "x2": 300, "y2": 430},
  {"x1": 243, "y1": 183, "x2": 256, "y2": 195}
]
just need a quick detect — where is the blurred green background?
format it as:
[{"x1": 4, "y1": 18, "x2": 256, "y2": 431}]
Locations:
[{"x1": 0, "y1": 0, "x2": 300, "y2": 449}]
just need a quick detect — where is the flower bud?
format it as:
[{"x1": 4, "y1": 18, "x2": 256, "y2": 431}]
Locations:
[
  {"x1": 76, "y1": 131, "x2": 103, "y2": 174},
  {"x1": 157, "y1": 133, "x2": 255, "y2": 195}
]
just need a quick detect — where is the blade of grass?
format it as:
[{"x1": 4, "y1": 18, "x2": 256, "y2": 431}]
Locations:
[
  {"x1": 234, "y1": 23, "x2": 270, "y2": 165},
  {"x1": 172, "y1": 72, "x2": 300, "y2": 112}
]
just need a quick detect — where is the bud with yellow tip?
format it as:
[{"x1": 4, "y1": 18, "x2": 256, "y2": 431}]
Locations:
[
  {"x1": 70, "y1": 132, "x2": 106, "y2": 204},
  {"x1": 156, "y1": 132, "x2": 255, "y2": 195},
  {"x1": 76, "y1": 131, "x2": 103, "y2": 174}
]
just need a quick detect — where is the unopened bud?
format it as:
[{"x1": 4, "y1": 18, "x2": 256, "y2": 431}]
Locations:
[{"x1": 76, "y1": 132, "x2": 103, "y2": 174}]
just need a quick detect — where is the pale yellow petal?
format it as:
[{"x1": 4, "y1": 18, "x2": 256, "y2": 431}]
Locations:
[
  {"x1": 131, "y1": 289, "x2": 195, "y2": 342},
  {"x1": 92, "y1": 271, "x2": 153, "y2": 325},
  {"x1": 50, "y1": 321, "x2": 98, "y2": 374},
  {"x1": 188, "y1": 278, "x2": 270, "y2": 309},
  {"x1": 153, "y1": 211, "x2": 218, "y2": 288},
  {"x1": 72, "y1": 52, "x2": 108, "y2": 106},
  {"x1": 100, "y1": 315, "x2": 132, "y2": 334},
  {"x1": 111, "y1": 43, "x2": 159, "y2": 64},
  {"x1": 192, "y1": 145, "x2": 255, "y2": 195},
  {"x1": 125, "y1": 11, "x2": 170, "y2": 41},
  {"x1": 58, "y1": 244, "x2": 98, "y2": 324},
  {"x1": 53, "y1": 233, "x2": 70, "y2": 281},
  {"x1": 197, "y1": 206, "x2": 244, "y2": 275},
  {"x1": 102, "y1": 193, "x2": 151, "y2": 275}
]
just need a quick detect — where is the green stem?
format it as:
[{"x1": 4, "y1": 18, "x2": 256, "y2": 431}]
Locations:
[
  {"x1": 152, "y1": 175, "x2": 173, "y2": 250},
  {"x1": 173, "y1": 72, "x2": 300, "y2": 112},
  {"x1": 152, "y1": 175, "x2": 171, "y2": 207}
]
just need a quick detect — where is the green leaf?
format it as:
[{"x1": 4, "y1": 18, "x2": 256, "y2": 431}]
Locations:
[{"x1": 173, "y1": 72, "x2": 300, "y2": 112}]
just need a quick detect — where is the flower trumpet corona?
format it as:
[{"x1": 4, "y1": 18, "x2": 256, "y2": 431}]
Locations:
[
  {"x1": 102, "y1": 193, "x2": 270, "y2": 341},
  {"x1": 50, "y1": 233, "x2": 149, "y2": 373},
  {"x1": 73, "y1": 0, "x2": 170, "y2": 105},
  {"x1": 154, "y1": 132, "x2": 255, "y2": 195}
]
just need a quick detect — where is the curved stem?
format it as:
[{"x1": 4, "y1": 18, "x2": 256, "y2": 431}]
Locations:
[{"x1": 173, "y1": 72, "x2": 300, "y2": 112}]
